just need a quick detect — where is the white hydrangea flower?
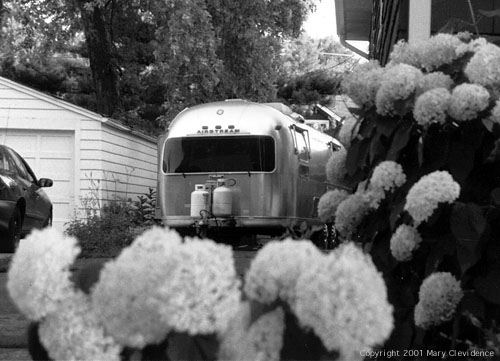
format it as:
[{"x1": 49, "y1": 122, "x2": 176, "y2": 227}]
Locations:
[
  {"x1": 244, "y1": 239, "x2": 322, "y2": 306},
  {"x1": 317, "y1": 189, "x2": 350, "y2": 222},
  {"x1": 326, "y1": 147, "x2": 348, "y2": 185},
  {"x1": 293, "y1": 243, "x2": 394, "y2": 360},
  {"x1": 219, "y1": 303, "x2": 285, "y2": 361},
  {"x1": 39, "y1": 291, "x2": 121, "y2": 361},
  {"x1": 7, "y1": 228, "x2": 80, "y2": 321},
  {"x1": 389, "y1": 224, "x2": 423, "y2": 262},
  {"x1": 456, "y1": 36, "x2": 489, "y2": 57},
  {"x1": 391, "y1": 34, "x2": 464, "y2": 72},
  {"x1": 91, "y1": 228, "x2": 183, "y2": 347},
  {"x1": 367, "y1": 161, "x2": 406, "y2": 208},
  {"x1": 413, "y1": 33, "x2": 465, "y2": 71},
  {"x1": 343, "y1": 60, "x2": 386, "y2": 108},
  {"x1": 414, "y1": 272, "x2": 463, "y2": 329},
  {"x1": 369, "y1": 161, "x2": 406, "y2": 191},
  {"x1": 388, "y1": 40, "x2": 421, "y2": 68},
  {"x1": 337, "y1": 116, "x2": 360, "y2": 148},
  {"x1": 464, "y1": 43, "x2": 500, "y2": 88},
  {"x1": 418, "y1": 72, "x2": 454, "y2": 94},
  {"x1": 375, "y1": 64, "x2": 423, "y2": 116},
  {"x1": 157, "y1": 238, "x2": 242, "y2": 335},
  {"x1": 404, "y1": 171, "x2": 460, "y2": 226},
  {"x1": 91, "y1": 227, "x2": 241, "y2": 348},
  {"x1": 413, "y1": 88, "x2": 451, "y2": 128},
  {"x1": 488, "y1": 99, "x2": 500, "y2": 125},
  {"x1": 334, "y1": 193, "x2": 371, "y2": 238},
  {"x1": 448, "y1": 83, "x2": 490, "y2": 121}
]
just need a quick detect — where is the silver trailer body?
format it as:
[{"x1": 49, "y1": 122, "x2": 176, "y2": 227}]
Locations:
[{"x1": 157, "y1": 100, "x2": 343, "y2": 239}]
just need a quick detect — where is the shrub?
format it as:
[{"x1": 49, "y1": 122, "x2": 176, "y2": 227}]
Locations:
[
  {"x1": 65, "y1": 204, "x2": 136, "y2": 258},
  {"x1": 320, "y1": 33, "x2": 500, "y2": 358}
]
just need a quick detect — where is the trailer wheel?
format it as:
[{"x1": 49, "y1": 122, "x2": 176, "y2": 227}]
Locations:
[{"x1": 311, "y1": 223, "x2": 337, "y2": 250}]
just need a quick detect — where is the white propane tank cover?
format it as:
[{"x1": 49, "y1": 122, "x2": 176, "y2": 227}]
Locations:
[
  {"x1": 213, "y1": 179, "x2": 232, "y2": 217},
  {"x1": 190, "y1": 184, "x2": 209, "y2": 217}
]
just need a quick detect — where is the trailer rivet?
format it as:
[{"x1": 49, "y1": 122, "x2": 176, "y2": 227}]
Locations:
[{"x1": 217, "y1": 109, "x2": 224, "y2": 115}]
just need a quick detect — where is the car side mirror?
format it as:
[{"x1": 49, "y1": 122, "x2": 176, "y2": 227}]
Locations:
[{"x1": 38, "y1": 178, "x2": 53, "y2": 188}]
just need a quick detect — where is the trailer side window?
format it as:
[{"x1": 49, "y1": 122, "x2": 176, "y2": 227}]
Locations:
[
  {"x1": 289, "y1": 125, "x2": 310, "y2": 162},
  {"x1": 163, "y1": 136, "x2": 275, "y2": 173}
]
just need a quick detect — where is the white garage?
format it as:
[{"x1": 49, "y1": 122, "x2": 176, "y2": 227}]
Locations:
[{"x1": 0, "y1": 76, "x2": 158, "y2": 231}]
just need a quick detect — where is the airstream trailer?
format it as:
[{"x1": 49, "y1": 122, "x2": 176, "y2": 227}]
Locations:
[{"x1": 156, "y1": 99, "x2": 344, "y2": 244}]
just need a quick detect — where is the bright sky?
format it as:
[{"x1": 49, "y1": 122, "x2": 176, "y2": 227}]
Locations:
[
  {"x1": 303, "y1": 0, "x2": 339, "y2": 40},
  {"x1": 303, "y1": 0, "x2": 369, "y2": 56}
]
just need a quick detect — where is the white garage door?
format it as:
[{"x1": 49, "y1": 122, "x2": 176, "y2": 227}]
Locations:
[{"x1": 0, "y1": 130, "x2": 74, "y2": 231}]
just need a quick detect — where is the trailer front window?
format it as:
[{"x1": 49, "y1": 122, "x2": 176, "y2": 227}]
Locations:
[{"x1": 163, "y1": 136, "x2": 275, "y2": 173}]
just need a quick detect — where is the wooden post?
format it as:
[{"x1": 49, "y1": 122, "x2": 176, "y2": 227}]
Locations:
[{"x1": 408, "y1": 0, "x2": 432, "y2": 43}]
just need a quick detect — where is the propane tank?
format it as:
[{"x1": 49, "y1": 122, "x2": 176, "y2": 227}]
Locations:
[
  {"x1": 190, "y1": 184, "x2": 209, "y2": 217},
  {"x1": 212, "y1": 179, "x2": 232, "y2": 217}
]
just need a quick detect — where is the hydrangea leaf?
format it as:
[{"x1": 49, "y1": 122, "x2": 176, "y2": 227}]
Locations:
[
  {"x1": 473, "y1": 270, "x2": 500, "y2": 305},
  {"x1": 424, "y1": 235, "x2": 456, "y2": 276},
  {"x1": 450, "y1": 203, "x2": 487, "y2": 274},
  {"x1": 447, "y1": 140, "x2": 477, "y2": 186},
  {"x1": 421, "y1": 128, "x2": 450, "y2": 171},
  {"x1": 369, "y1": 131, "x2": 387, "y2": 165},
  {"x1": 460, "y1": 292, "x2": 486, "y2": 321},
  {"x1": 491, "y1": 188, "x2": 500, "y2": 206},
  {"x1": 345, "y1": 137, "x2": 370, "y2": 177},
  {"x1": 375, "y1": 116, "x2": 398, "y2": 137},
  {"x1": 386, "y1": 120, "x2": 413, "y2": 161}
]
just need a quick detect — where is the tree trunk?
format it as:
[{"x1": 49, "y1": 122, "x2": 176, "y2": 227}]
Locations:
[
  {"x1": 75, "y1": 2, "x2": 120, "y2": 116},
  {"x1": 0, "y1": 1, "x2": 4, "y2": 31}
]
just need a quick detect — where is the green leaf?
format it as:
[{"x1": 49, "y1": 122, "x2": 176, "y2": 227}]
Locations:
[
  {"x1": 460, "y1": 292, "x2": 485, "y2": 322},
  {"x1": 384, "y1": 315, "x2": 414, "y2": 354},
  {"x1": 387, "y1": 120, "x2": 413, "y2": 161},
  {"x1": 491, "y1": 188, "x2": 500, "y2": 206},
  {"x1": 447, "y1": 141, "x2": 475, "y2": 186},
  {"x1": 167, "y1": 333, "x2": 218, "y2": 361},
  {"x1": 474, "y1": 270, "x2": 500, "y2": 305},
  {"x1": 389, "y1": 195, "x2": 406, "y2": 230},
  {"x1": 345, "y1": 138, "x2": 370, "y2": 176},
  {"x1": 369, "y1": 131, "x2": 387, "y2": 165},
  {"x1": 482, "y1": 117, "x2": 495, "y2": 132},
  {"x1": 450, "y1": 203, "x2": 487, "y2": 274},
  {"x1": 358, "y1": 117, "x2": 377, "y2": 138},
  {"x1": 375, "y1": 116, "x2": 398, "y2": 137},
  {"x1": 424, "y1": 235, "x2": 456, "y2": 276},
  {"x1": 421, "y1": 128, "x2": 450, "y2": 172}
]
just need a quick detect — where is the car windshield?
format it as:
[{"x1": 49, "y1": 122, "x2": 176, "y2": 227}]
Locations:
[{"x1": 163, "y1": 136, "x2": 275, "y2": 173}]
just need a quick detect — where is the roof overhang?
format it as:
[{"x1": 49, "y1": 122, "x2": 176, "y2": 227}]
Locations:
[{"x1": 334, "y1": 0, "x2": 372, "y2": 58}]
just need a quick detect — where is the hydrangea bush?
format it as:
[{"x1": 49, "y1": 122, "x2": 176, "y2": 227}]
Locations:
[
  {"x1": 8, "y1": 227, "x2": 393, "y2": 361},
  {"x1": 321, "y1": 33, "x2": 500, "y2": 356}
]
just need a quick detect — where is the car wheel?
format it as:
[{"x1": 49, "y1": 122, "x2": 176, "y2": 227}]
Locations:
[{"x1": 1, "y1": 207, "x2": 22, "y2": 253}]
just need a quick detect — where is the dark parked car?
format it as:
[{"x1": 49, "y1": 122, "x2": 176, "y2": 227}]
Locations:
[{"x1": 0, "y1": 145, "x2": 53, "y2": 252}]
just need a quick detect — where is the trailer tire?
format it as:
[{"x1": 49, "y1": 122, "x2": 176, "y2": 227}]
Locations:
[{"x1": 311, "y1": 223, "x2": 337, "y2": 250}]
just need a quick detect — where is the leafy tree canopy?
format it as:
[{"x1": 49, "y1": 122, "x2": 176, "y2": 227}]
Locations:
[
  {"x1": 277, "y1": 34, "x2": 359, "y2": 117},
  {"x1": 0, "y1": 0, "x2": 323, "y2": 134}
]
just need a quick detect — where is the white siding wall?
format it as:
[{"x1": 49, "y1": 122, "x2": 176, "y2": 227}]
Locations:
[
  {"x1": 0, "y1": 80, "x2": 81, "y2": 230},
  {"x1": 0, "y1": 77, "x2": 159, "y2": 228},
  {"x1": 77, "y1": 120, "x2": 158, "y2": 217}
]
